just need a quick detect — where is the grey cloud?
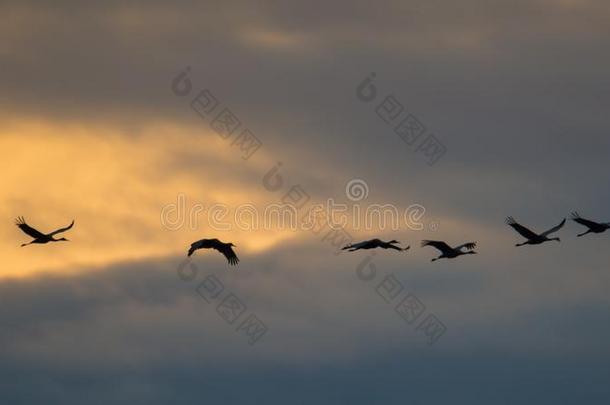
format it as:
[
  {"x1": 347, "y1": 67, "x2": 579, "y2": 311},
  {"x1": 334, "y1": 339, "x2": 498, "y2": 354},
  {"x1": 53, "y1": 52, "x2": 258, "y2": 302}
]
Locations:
[
  {"x1": 1, "y1": 245, "x2": 610, "y2": 403},
  {"x1": 2, "y1": 1, "x2": 610, "y2": 402}
]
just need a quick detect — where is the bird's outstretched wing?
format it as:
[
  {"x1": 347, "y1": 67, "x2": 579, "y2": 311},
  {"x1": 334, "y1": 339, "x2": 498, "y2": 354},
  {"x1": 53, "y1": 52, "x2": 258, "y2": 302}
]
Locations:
[
  {"x1": 15, "y1": 217, "x2": 45, "y2": 239},
  {"x1": 187, "y1": 245, "x2": 197, "y2": 257},
  {"x1": 188, "y1": 239, "x2": 239, "y2": 265},
  {"x1": 387, "y1": 244, "x2": 410, "y2": 252},
  {"x1": 455, "y1": 242, "x2": 477, "y2": 252},
  {"x1": 570, "y1": 212, "x2": 601, "y2": 229},
  {"x1": 49, "y1": 220, "x2": 75, "y2": 236},
  {"x1": 421, "y1": 240, "x2": 453, "y2": 255},
  {"x1": 188, "y1": 238, "x2": 217, "y2": 257},
  {"x1": 541, "y1": 218, "x2": 566, "y2": 237},
  {"x1": 505, "y1": 217, "x2": 539, "y2": 239},
  {"x1": 216, "y1": 245, "x2": 239, "y2": 266},
  {"x1": 342, "y1": 240, "x2": 369, "y2": 250}
]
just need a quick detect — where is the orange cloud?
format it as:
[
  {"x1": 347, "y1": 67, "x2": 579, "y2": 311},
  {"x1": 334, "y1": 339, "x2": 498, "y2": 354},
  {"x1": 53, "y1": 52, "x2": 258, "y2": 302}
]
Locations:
[{"x1": 0, "y1": 118, "x2": 300, "y2": 279}]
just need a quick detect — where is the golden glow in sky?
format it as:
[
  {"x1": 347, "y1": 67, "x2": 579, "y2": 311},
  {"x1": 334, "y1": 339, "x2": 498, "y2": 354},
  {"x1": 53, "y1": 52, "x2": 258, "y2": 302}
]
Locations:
[{"x1": 0, "y1": 118, "x2": 301, "y2": 279}]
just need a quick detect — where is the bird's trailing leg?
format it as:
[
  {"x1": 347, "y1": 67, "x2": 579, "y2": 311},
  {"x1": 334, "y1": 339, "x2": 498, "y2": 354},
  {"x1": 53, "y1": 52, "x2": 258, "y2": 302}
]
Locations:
[{"x1": 577, "y1": 230, "x2": 591, "y2": 237}]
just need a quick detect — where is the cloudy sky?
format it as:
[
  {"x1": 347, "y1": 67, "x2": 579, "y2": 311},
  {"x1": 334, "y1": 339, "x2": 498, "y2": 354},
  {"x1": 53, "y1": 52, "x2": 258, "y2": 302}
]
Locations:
[{"x1": 2, "y1": 1, "x2": 610, "y2": 403}]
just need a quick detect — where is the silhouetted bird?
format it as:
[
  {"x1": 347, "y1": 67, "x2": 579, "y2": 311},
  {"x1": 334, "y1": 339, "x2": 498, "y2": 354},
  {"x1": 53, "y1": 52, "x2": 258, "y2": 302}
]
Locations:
[
  {"x1": 421, "y1": 240, "x2": 477, "y2": 261},
  {"x1": 188, "y1": 238, "x2": 239, "y2": 265},
  {"x1": 570, "y1": 211, "x2": 610, "y2": 237},
  {"x1": 16, "y1": 216, "x2": 74, "y2": 247},
  {"x1": 506, "y1": 216, "x2": 565, "y2": 246},
  {"x1": 342, "y1": 239, "x2": 410, "y2": 252}
]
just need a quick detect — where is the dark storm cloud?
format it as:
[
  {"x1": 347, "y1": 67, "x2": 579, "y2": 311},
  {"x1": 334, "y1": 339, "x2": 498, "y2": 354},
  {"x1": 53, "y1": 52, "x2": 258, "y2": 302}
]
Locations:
[
  {"x1": 1, "y1": 246, "x2": 610, "y2": 404},
  {"x1": 2, "y1": 0, "x2": 609, "y2": 128}
]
